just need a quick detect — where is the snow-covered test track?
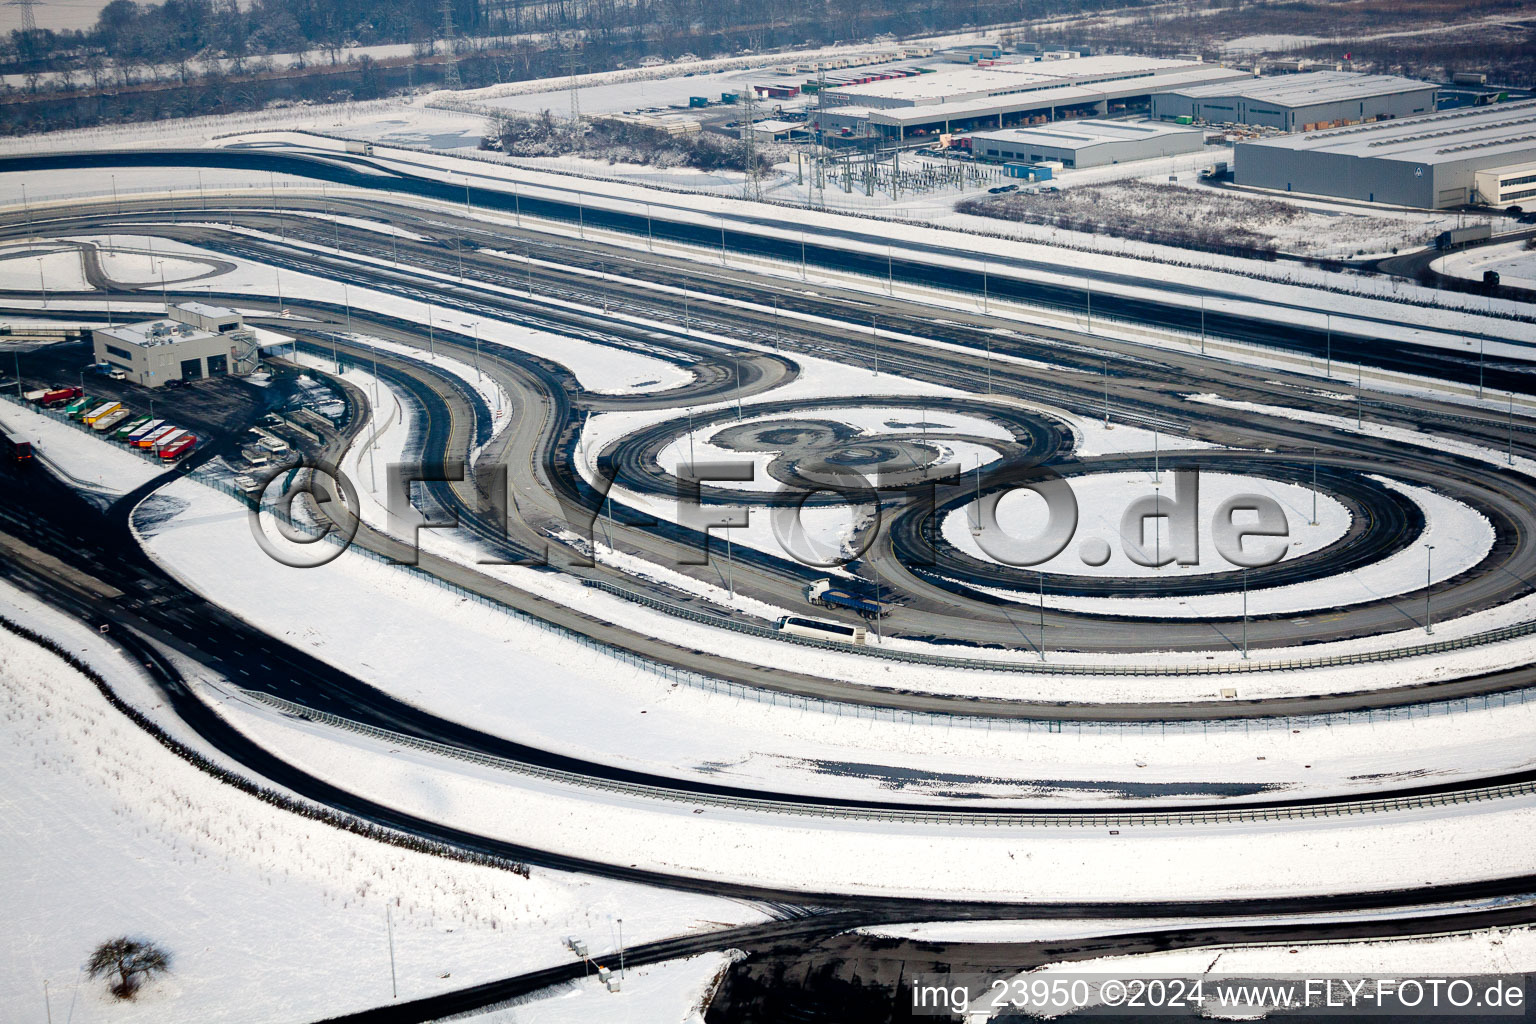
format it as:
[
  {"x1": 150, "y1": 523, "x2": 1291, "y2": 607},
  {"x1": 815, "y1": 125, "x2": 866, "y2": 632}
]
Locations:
[{"x1": 2, "y1": 130, "x2": 1536, "y2": 1017}]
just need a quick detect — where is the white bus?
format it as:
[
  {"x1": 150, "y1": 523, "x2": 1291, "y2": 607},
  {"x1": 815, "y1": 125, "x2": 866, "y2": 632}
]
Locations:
[{"x1": 776, "y1": 615, "x2": 867, "y2": 646}]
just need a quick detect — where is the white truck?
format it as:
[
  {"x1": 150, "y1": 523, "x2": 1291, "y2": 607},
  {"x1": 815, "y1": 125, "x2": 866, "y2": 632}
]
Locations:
[{"x1": 345, "y1": 141, "x2": 374, "y2": 156}]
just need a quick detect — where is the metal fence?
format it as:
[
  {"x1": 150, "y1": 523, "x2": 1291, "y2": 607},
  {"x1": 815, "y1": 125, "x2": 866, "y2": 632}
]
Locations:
[{"x1": 239, "y1": 685, "x2": 1536, "y2": 827}]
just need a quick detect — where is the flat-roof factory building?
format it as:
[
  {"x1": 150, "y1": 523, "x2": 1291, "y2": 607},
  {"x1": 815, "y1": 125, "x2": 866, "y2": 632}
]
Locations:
[
  {"x1": 787, "y1": 55, "x2": 1253, "y2": 140},
  {"x1": 94, "y1": 303, "x2": 264, "y2": 388},
  {"x1": 969, "y1": 119, "x2": 1206, "y2": 167},
  {"x1": 1234, "y1": 100, "x2": 1536, "y2": 208},
  {"x1": 1151, "y1": 71, "x2": 1437, "y2": 131}
]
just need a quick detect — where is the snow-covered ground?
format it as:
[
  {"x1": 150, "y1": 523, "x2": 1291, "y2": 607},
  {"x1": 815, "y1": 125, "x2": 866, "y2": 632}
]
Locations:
[
  {"x1": 0, "y1": 608, "x2": 764, "y2": 1024},
  {"x1": 947, "y1": 476, "x2": 1492, "y2": 620},
  {"x1": 1437, "y1": 240, "x2": 1536, "y2": 292},
  {"x1": 995, "y1": 927, "x2": 1536, "y2": 1020},
  {"x1": 92, "y1": 245, "x2": 219, "y2": 287},
  {"x1": 465, "y1": 953, "x2": 736, "y2": 1024},
  {"x1": 208, "y1": 674, "x2": 1536, "y2": 901},
  {"x1": 860, "y1": 901, "x2": 1534, "y2": 944},
  {"x1": 128, "y1": 476, "x2": 1536, "y2": 807},
  {"x1": 38, "y1": 229, "x2": 699, "y2": 400},
  {"x1": 940, "y1": 470, "x2": 1352, "y2": 579},
  {"x1": 950, "y1": 173, "x2": 1487, "y2": 260},
  {"x1": 656, "y1": 405, "x2": 1017, "y2": 494},
  {"x1": 0, "y1": 397, "x2": 165, "y2": 502},
  {"x1": 0, "y1": 244, "x2": 91, "y2": 292}
]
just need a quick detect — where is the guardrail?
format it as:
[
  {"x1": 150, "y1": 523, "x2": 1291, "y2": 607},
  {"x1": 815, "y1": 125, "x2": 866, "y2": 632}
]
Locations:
[
  {"x1": 238, "y1": 686, "x2": 1536, "y2": 827},
  {"x1": 189, "y1": 460, "x2": 1536, "y2": 730},
  {"x1": 582, "y1": 577, "x2": 1536, "y2": 678}
]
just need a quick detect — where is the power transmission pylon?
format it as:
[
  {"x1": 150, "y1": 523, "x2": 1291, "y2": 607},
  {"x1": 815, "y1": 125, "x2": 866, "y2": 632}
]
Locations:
[
  {"x1": 740, "y1": 87, "x2": 761, "y2": 202},
  {"x1": 7, "y1": 0, "x2": 38, "y2": 33},
  {"x1": 439, "y1": 0, "x2": 462, "y2": 90},
  {"x1": 814, "y1": 64, "x2": 827, "y2": 208},
  {"x1": 565, "y1": 53, "x2": 582, "y2": 124}
]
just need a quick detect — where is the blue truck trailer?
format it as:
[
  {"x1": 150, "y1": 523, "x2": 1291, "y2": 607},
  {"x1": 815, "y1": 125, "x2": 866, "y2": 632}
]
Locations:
[{"x1": 805, "y1": 578, "x2": 890, "y2": 619}]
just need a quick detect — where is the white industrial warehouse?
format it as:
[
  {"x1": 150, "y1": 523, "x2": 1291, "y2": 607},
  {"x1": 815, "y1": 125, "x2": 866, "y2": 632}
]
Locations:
[
  {"x1": 1234, "y1": 99, "x2": 1536, "y2": 208},
  {"x1": 1152, "y1": 71, "x2": 1437, "y2": 130},
  {"x1": 788, "y1": 55, "x2": 1253, "y2": 139},
  {"x1": 969, "y1": 119, "x2": 1206, "y2": 167}
]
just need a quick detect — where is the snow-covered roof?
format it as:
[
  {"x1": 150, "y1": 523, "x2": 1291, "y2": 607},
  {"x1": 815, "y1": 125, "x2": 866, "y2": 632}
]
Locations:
[
  {"x1": 1241, "y1": 99, "x2": 1536, "y2": 165},
  {"x1": 1161, "y1": 71, "x2": 1436, "y2": 109},
  {"x1": 971, "y1": 119, "x2": 1203, "y2": 150},
  {"x1": 749, "y1": 119, "x2": 803, "y2": 133},
  {"x1": 867, "y1": 66, "x2": 1252, "y2": 127},
  {"x1": 97, "y1": 318, "x2": 219, "y2": 349},
  {"x1": 175, "y1": 301, "x2": 239, "y2": 319},
  {"x1": 825, "y1": 55, "x2": 1217, "y2": 106}
]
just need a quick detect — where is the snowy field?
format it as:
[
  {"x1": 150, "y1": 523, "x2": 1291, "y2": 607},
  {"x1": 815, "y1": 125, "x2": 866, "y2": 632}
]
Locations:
[
  {"x1": 209, "y1": 675, "x2": 1536, "y2": 902},
  {"x1": 957, "y1": 179, "x2": 1482, "y2": 260},
  {"x1": 0, "y1": 244, "x2": 90, "y2": 292},
  {"x1": 1437, "y1": 240, "x2": 1536, "y2": 292},
  {"x1": 968, "y1": 477, "x2": 1493, "y2": 619},
  {"x1": 656, "y1": 405, "x2": 1018, "y2": 494},
  {"x1": 128, "y1": 476, "x2": 1536, "y2": 807},
  {"x1": 1003, "y1": 927, "x2": 1536, "y2": 1019},
  {"x1": 0, "y1": 612, "x2": 764, "y2": 1024},
  {"x1": 0, "y1": 398, "x2": 165, "y2": 502},
  {"x1": 940, "y1": 470, "x2": 1352, "y2": 579},
  {"x1": 466, "y1": 953, "x2": 735, "y2": 1024}
]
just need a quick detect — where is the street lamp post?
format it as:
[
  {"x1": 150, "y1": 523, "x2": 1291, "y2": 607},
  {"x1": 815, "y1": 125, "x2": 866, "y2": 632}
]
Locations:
[
  {"x1": 1102, "y1": 360, "x2": 1111, "y2": 428},
  {"x1": 1425, "y1": 544, "x2": 1435, "y2": 634},
  {"x1": 1311, "y1": 448, "x2": 1318, "y2": 526},
  {"x1": 1038, "y1": 570, "x2": 1045, "y2": 662},
  {"x1": 1241, "y1": 569, "x2": 1249, "y2": 659}
]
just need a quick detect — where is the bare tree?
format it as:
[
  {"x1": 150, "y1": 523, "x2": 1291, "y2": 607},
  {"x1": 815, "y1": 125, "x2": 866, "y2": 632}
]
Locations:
[{"x1": 86, "y1": 937, "x2": 171, "y2": 1000}]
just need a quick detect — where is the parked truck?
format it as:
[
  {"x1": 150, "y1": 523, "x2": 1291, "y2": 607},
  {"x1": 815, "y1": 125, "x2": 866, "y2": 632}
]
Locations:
[
  {"x1": 125, "y1": 418, "x2": 164, "y2": 444},
  {"x1": 92, "y1": 408, "x2": 132, "y2": 433},
  {"x1": 82, "y1": 401, "x2": 120, "y2": 425},
  {"x1": 804, "y1": 578, "x2": 890, "y2": 619},
  {"x1": 39, "y1": 386, "x2": 82, "y2": 407},
  {"x1": 159, "y1": 434, "x2": 196, "y2": 460},
  {"x1": 2, "y1": 431, "x2": 32, "y2": 462},
  {"x1": 113, "y1": 415, "x2": 151, "y2": 441},
  {"x1": 134, "y1": 425, "x2": 176, "y2": 449},
  {"x1": 1436, "y1": 224, "x2": 1492, "y2": 250}
]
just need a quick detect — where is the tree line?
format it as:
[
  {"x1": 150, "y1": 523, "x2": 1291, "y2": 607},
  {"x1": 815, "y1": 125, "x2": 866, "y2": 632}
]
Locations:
[{"x1": 4, "y1": 0, "x2": 1135, "y2": 72}]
